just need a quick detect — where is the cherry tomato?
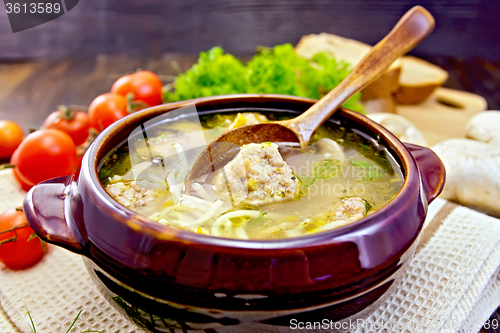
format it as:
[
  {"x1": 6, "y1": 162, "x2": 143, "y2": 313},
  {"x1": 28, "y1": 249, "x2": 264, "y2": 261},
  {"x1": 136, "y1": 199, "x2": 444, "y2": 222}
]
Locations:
[
  {"x1": 111, "y1": 70, "x2": 163, "y2": 107},
  {"x1": 0, "y1": 120, "x2": 24, "y2": 159},
  {"x1": 88, "y1": 93, "x2": 128, "y2": 131},
  {"x1": 0, "y1": 208, "x2": 46, "y2": 270},
  {"x1": 13, "y1": 129, "x2": 77, "y2": 189},
  {"x1": 11, "y1": 161, "x2": 32, "y2": 192},
  {"x1": 43, "y1": 106, "x2": 90, "y2": 146},
  {"x1": 10, "y1": 149, "x2": 32, "y2": 192}
]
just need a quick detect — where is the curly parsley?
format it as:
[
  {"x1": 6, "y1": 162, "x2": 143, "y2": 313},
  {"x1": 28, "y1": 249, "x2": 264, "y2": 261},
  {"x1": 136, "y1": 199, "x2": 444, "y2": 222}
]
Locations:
[{"x1": 164, "y1": 44, "x2": 363, "y2": 113}]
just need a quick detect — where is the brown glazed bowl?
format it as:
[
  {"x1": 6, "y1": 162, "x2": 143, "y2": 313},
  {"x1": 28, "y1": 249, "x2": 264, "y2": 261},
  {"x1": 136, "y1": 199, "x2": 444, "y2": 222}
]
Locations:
[{"x1": 24, "y1": 95, "x2": 445, "y2": 332}]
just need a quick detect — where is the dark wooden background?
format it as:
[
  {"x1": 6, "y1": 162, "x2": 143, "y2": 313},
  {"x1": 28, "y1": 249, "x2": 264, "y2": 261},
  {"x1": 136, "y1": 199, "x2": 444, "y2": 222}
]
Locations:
[
  {"x1": 1, "y1": 0, "x2": 500, "y2": 60},
  {"x1": 1, "y1": 0, "x2": 500, "y2": 126}
]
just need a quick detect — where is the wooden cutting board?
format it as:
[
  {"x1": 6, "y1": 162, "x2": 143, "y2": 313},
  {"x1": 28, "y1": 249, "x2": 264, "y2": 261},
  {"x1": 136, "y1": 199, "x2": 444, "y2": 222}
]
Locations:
[{"x1": 395, "y1": 87, "x2": 487, "y2": 146}]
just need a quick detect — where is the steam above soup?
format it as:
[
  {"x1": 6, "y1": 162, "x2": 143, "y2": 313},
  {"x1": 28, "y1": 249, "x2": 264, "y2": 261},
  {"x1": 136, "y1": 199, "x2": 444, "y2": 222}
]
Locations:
[{"x1": 99, "y1": 111, "x2": 403, "y2": 240}]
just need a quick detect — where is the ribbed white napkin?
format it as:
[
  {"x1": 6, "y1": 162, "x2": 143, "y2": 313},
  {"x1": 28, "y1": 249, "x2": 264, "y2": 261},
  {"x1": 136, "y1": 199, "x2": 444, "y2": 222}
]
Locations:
[{"x1": 0, "y1": 168, "x2": 499, "y2": 333}]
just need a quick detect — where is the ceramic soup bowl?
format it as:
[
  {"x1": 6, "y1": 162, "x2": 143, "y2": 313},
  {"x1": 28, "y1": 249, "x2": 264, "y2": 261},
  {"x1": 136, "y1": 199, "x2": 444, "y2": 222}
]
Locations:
[{"x1": 24, "y1": 95, "x2": 445, "y2": 332}]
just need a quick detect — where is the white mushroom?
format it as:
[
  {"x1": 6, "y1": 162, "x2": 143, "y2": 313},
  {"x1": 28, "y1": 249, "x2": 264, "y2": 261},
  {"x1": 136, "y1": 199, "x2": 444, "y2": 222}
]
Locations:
[
  {"x1": 465, "y1": 111, "x2": 500, "y2": 147},
  {"x1": 431, "y1": 138, "x2": 500, "y2": 217},
  {"x1": 367, "y1": 113, "x2": 427, "y2": 146},
  {"x1": 313, "y1": 138, "x2": 345, "y2": 162}
]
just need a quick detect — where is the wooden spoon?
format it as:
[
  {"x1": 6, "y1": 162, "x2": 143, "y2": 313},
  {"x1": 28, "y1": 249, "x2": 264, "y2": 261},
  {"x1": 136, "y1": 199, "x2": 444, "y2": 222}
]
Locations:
[{"x1": 186, "y1": 6, "x2": 435, "y2": 187}]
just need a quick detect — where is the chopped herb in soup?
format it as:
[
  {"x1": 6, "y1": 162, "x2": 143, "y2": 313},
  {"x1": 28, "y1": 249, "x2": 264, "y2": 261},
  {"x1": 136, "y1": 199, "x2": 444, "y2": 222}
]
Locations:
[{"x1": 99, "y1": 111, "x2": 403, "y2": 239}]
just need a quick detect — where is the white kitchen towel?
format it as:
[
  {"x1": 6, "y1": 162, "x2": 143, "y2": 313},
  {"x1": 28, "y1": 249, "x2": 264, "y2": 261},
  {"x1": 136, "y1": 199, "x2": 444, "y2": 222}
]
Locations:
[{"x1": 0, "y1": 168, "x2": 499, "y2": 333}]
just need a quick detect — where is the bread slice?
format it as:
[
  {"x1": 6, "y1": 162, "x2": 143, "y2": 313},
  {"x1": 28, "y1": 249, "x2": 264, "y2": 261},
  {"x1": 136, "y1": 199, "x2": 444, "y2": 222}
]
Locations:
[
  {"x1": 295, "y1": 33, "x2": 402, "y2": 100},
  {"x1": 295, "y1": 33, "x2": 448, "y2": 105},
  {"x1": 394, "y1": 56, "x2": 448, "y2": 104}
]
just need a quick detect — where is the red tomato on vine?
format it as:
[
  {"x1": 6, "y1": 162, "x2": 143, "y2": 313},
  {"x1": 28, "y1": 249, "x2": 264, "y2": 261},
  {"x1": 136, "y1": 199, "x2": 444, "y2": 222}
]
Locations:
[
  {"x1": 11, "y1": 129, "x2": 77, "y2": 190},
  {"x1": 0, "y1": 120, "x2": 24, "y2": 159},
  {"x1": 0, "y1": 208, "x2": 46, "y2": 270},
  {"x1": 43, "y1": 106, "x2": 90, "y2": 146},
  {"x1": 111, "y1": 70, "x2": 163, "y2": 107},
  {"x1": 88, "y1": 93, "x2": 129, "y2": 131}
]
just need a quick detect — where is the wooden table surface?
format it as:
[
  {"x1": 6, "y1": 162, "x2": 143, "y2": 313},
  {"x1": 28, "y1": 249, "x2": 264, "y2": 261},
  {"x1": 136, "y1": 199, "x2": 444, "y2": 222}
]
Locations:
[
  {"x1": 1, "y1": 55, "x2": 500, "y2": 132},
  {"x1": 1, "y1": 54, "x2": 500, "y2": 332},
  {"x1": 0, "y1": 54, "x2": 193, "y2": 133}
]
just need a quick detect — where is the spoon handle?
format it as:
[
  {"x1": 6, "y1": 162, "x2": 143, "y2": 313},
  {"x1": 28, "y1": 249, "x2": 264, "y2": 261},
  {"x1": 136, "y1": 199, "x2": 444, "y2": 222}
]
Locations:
[{"x1": 286, "y1": 5, "x2": 435, "y2": 147}]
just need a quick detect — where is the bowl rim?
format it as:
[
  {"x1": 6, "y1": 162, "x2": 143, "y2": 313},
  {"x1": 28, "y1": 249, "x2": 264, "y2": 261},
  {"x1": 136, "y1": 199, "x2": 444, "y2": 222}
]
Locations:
[{"x1": 85, "y1": 94, "x2": 419, "y2": 250}]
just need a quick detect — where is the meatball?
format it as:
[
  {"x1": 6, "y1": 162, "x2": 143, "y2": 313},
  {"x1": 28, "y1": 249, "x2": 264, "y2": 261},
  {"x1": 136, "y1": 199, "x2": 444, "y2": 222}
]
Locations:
[
  {"x1": 106, "y1": 181, "x2": 158, "y2": 209},
  {"x1": 334, "y1": 197, "x2": 367, "y2": 222},
  {"x1": 214, "y1": 142, "x2": 298, "y2": 206}
]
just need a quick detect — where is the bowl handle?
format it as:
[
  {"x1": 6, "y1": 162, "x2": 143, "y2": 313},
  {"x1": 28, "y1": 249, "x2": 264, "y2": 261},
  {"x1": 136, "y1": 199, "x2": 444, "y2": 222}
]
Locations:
[
  {"x1": 405, "y1": 143, "x2": 446, "y2": 203},
  {"x1": 23, "y1": 175, "x2": 88, "y2": 254}
]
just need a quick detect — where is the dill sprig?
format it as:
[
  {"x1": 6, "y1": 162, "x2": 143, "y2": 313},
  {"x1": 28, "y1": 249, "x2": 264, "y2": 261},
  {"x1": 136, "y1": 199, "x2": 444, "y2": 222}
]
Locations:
[{"x1": 26, "y1": 308, "x2": 101, "y2": 333}]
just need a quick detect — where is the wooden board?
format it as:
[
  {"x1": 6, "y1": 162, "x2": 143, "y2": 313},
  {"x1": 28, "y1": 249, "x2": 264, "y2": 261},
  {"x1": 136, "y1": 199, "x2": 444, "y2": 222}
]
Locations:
[
  {"x1": 395, "y1": 87, "x2": 487, "y2": 146},
  {"x1": 1, "y1": 1, "x2": 500, "y2": 60}
]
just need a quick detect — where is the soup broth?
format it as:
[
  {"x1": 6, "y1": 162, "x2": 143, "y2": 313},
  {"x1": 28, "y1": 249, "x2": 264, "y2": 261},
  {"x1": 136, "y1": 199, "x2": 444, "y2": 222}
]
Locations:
[{"x1": 99, "y1": 111, "x2": 404, "y2": 240}]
